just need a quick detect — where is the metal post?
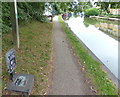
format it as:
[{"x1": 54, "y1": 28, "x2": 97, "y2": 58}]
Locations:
[
  {"x1": 10, "y1": 0, "x2": 20, "y2": 48},
  {"x1": 10, "y1": 73, "x2": 13, "y2": 81}
]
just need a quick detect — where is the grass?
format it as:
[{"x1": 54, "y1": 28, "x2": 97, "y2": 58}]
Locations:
[
  {"x1": 2, "y1": 20, "x2": 53, "y2": 95},
  {"x1": 0, "y1": 32, "x2": 2, "y2": 96},
  {"x1": 58, "y1": 16, "x2": 118, "y2": 95}
]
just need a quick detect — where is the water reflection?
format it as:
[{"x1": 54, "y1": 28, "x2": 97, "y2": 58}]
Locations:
[
  {"x1": 66, "y1": 17, "x2": 119, "y2": 79},
  {"x1": 84, "y1": 18, "x2": 120, "y2": 40}
]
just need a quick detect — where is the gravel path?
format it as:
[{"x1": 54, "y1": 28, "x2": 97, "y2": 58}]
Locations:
[{"x1": 49, "y1": 16, "x2": 94, "y2": 95}]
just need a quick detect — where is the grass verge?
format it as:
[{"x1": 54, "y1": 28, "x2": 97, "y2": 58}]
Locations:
[
  {"x1": 2, "y1": 20, "x2": 52, "y2": 95},
  {"x1": 58, "y1": 16, "x2": 118, "y2": 95}
]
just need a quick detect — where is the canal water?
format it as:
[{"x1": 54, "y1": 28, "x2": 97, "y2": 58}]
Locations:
[{"x1": 66, "y1": 17, "x2": 119, "y2": 80}]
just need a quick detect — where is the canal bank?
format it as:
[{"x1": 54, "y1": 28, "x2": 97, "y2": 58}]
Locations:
[
  {"x1": 59, "y1": 16, "x2": 118, "y2": 95},
  {"x1": 66, "y1": 17, "x2": 118, "y2": 79},
  {"x1": 66, "y1": 22, "x2": 120, "y2": 89},
  {"x1": 90, "y1": 16, "x2": 120, "y2": 22}
]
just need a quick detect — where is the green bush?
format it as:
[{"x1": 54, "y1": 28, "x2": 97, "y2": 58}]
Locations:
[
  {"x1": 100, "y1": 12, "x2": 107, "y2": 16},
  {"x1": 2, "y1": 2, "x2": 46, "y2": 33},
  {"x1": 2, "y1": 3, "x2": 11, "y2": 33},
  {"x1": 85, "y1": 8, "x2": 99, "y2": 17}
]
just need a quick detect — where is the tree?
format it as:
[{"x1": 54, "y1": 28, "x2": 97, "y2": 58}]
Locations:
[
  {"x1": 95, "y1": 2, "x2": 120, "y2": 13},
  {"x1": 2, "y1": 2, "x2": 46, "y2": 33},
  {"x1": 85, "y1": 8, "x2": 99, "y2": 17}
]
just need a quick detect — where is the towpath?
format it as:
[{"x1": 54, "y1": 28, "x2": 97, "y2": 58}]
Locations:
[{"x1": 49, "y1": 16, "x2": 95, "y2": 95}]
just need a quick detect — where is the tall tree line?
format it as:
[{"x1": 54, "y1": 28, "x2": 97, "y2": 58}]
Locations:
[
  {"x1": 50, "y1": 2, "x2": 92, "y2": 14},
  {"x1": 2, "y1": 2, "x2": 46, "y2": 33},
  {"x1": 95, "y1": 2, "x2": 120, "y2": 13}
]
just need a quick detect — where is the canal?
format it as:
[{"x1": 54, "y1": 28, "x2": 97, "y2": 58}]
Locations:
[{"x1": 66, "y1": 17, "x2": 119, "y2": 80}]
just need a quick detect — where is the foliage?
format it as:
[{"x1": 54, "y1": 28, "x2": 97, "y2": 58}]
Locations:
[
  {"x1": 95, "y1": 2, "x2": 120, "y2": 14},
  {"x1": 2, "y1": 2, "x2": 46, "y2": 33},
  {"x1": 50, "y1": 2, "x2": 72, "y2": 14},
  {"x1": 110, "y1": 2, "x2": 120, "y2": 9},
  {"x1": 50, "y1": 2, "x2": 92, "y2": 14},
  {"x1": 18, "y1": 2, "x2": 46, "y2": 23},
  {"x1": 99, "y1": 2, "x2": 109, "y2": 13},
  {"x1": 85, "y1": 8, "x2": 99, "y2": 17},
  {"x1": 2, "y1": 3, "x2": 11, "y2": 33}
]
